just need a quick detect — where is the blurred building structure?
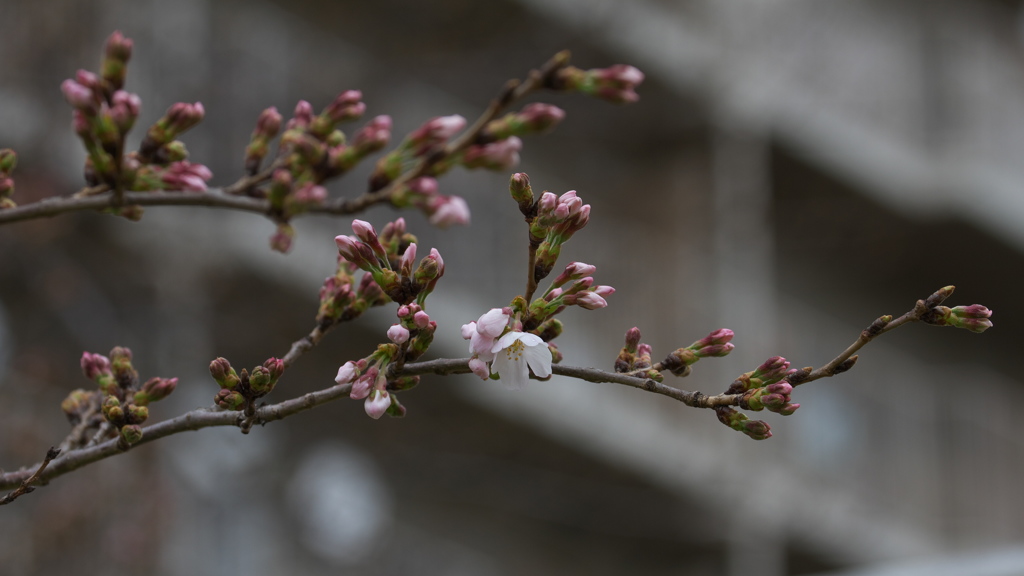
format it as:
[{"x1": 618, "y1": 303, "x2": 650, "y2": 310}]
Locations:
[{"x1": 1, "y1": 1, "x2": 1023, "y2": 575}]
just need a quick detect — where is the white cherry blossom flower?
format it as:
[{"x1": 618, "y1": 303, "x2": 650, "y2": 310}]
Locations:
[{"x1": 490, "y1": 331, "x2": 552, "y2": 390}]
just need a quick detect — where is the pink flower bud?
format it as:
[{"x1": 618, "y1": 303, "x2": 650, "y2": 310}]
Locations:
[
  {"x1": 61, "y1": 79, "x2": 96, "y2": 112},
  {"x1": 352, "y1": 115, "x2": 392, "y2": 153},
  {"x1": 468, "y1": 357, "x2": 491, "y2": 380},
  {"x1": 335, "y1": 361, "x2": 359, "y2": 384},
  {"x1": 593, "y1": 285, "x2": 615, "y2": 297},
  {"x1": 476, "y1": 309, "x2": 510, "y2": 338},
  {"x1": 323, "y1": 90, "x2": 364, "y2": 123},
  {"x1": 399, "y1": 243, "x2": 417, "y2": 277},
  {"x1": 461, "y1": 322, "x2": 477, "y2": 340},
  {"x1": 290, "y1": 100, "x2": 314, "y2": 128},
  {"x1": 576, "y1": 291, "x2": 608, "y2": 310},
  {"x1": 518, "y1": 103, "x2": 566, "y2": 132},
  {"x1": 413, "y1": 311, "x2": 430, "y2": 328},
  {"x1": 404, "y1": 177, "x2": 438, "y2": 200},
  {"x1": 254, "y1": 106, "x2": 283, "y2": 139},
  {"x1": 105, "y1": 31, "x2": 133, "y2": 61},
  {"x1": 428, "y1": 195, "x2": 471, "y2": 228},
  {"x1": 462, "y1": 137, "x2": 522, "y2": 171},
  {"x1": 364, "y1": 389, "x2": 392, "y2": 419},
  {"x1": 350, "y1": 368, "x2": 377, "y2": 400},
  {"x1": 693, "y1": 328, "x2": 734, "y2": 349},
  {"x1": 387, "y1": 324, "x2": 410, "y2": 344}
]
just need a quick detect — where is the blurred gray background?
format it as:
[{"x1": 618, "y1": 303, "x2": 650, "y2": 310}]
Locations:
[{"x1": 1, "y1": 0, "x2": 1023, "y2": 575}]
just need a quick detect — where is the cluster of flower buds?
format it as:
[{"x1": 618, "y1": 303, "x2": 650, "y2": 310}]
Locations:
[
  {"x1": 613, "y1": 327, "x2": 661, "y2": 380},
  {"x1": 725, "y1": 356, "x2": 800, "y2": 416},
  {"x1": 715, "y1": 407, "x2": 772, "y2": 441},
  {"x1": 660, "y1": 329, "x2": 736, "y2": 378},
  {"x1": 334, "y1": 344, "x2": 416, "y2": 420},
  {"x1": 370, "y1": 115, "x2": 467, "y2": 191},
  {"x1": 537, "y1": 262, "x2": 613, "y2": 309},
  {"x1": 922, "y1": 304, "x2": 994, "y2": 333},
  {"x1": 552, "y1": 64, "x2": 645, "y2": 104},
  {"x1": 209, "y1": 357, "x2": 286, "y2": 411},
  {"x1": 60, "y1": 31, "x2": 212, "y2": 207},
  {"x1": 65, "y1": 347, "x2": 178, "y2": 448},
  {"x1": 0, "y1": 148, "x2": 16, "y2": 209},
  {"x1": 245, "y1": 95, "x2": 395, "y2": 251},
  {"x1": 511, "y1": 174, "x2": 592, "y2": 282},
  {"x1": 390, "y1": 302, "x2": 437, "y2": 362},
  {"x1": 260, "y1": 95, "x2": 382, "y2": 189},
  {"x1": 461, "y1": 308, "x2": 554, "y2": 389},
  {"x1": 334, "y1": 218, "x2": 445, "y2": 306}
]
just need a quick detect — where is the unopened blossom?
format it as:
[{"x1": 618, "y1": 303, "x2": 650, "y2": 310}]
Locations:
[
  {"x1": 365, "y1": 389, "x2": 392, "y2": 419},
  {"x1": 490, "y1": 331, "x2": 553, "y2": 390},
  {"x1": 387, "y1": 324, "x2": 410, "y2": 344},
  {"x1": 576, "y1": 290, "x2": 608, "y2": 310},
  {"x1": 428, "y1": 195, "x2": 471, "y2": 227},
  {"x1": 335, "y1": 361, "x2": 359, "y2": 385}
]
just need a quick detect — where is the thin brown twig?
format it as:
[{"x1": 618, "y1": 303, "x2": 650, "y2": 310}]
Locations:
[{"x1": 0, "y1": 447, "x2": 61, "y2": 505}]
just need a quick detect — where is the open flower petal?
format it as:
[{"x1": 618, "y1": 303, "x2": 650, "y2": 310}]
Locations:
[{"x1": 490, "y1": 332, "x2": 552, "y2": 390}]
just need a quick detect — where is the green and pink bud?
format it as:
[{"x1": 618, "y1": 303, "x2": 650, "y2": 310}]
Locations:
[
  {"x1": 509, "y1": 172, "x2": 534, "y2": 215},
  {"x1": 215, "y1": 389, "x2": 245, "y2": 411},
  {"x1": 61, "y1": 79, "x2": 97, "y2": 112},
  {"x1": 690, "y1": 328, "x2": 734, "y2": 350},
  {"x1": 134, "y1": 377, "x2": 178, "y2": 405},
  {"x1": 461, "y1": 137, "x2": 522, "y2": 171},
  {"x1": 101, "y1": 31, "x2": 133, "y2": 90},
  {"x1": 270, "y1": 222, "x2": 295, "y2": 254},
  {"x1": 352, "y1": 115, "x2": 392, "y2": 154},
  {"x1": 209, "y1": 357, "x2": 241, "y2": 390},
  {"x1": 120, "y1": 424, "x2": 144, "y2": 445}
]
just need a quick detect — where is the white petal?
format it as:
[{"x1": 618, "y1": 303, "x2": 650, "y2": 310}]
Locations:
[
  {"x1": 523, "y1": 344, "x2": 552, "y2": 378},
  {"x1": 492, "y1": 348, "x2": 528, "y2": 390}
]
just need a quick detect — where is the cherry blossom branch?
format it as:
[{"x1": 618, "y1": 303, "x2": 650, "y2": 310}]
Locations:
[
  {"x1": 333, "y1": 51, "x2": 570, "y2": 216},
  {"x1": 0, "y1": 281, "x2": 991, "y2": 494},
  {"x1": 786, "y1": 285, "x2": 957, "y2": 387},
  {"x1": 0, "y1": 52, "x2": 571, "y2": 229}
]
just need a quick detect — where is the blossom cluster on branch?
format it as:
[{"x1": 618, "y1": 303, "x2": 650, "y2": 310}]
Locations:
[{"x1": 0, "y1": 31, "x2": 993, "y2": 505}]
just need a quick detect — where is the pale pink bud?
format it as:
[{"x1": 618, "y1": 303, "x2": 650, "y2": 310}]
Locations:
[
  {"x1": 350, "y1": 371, "x2": 375, "y2": 400},
  {"x1": 351, "y1": 219, "x2": 378, "y2": 243},
  {"x1": 428, "y1": 195, "x2": 471, "y2": 228},
  {"x1": 518, "y1": 103, "x2": 566, "y2": 132},
  {"x1": 428, "y1": 248, "x2": 444, "y2": 274},
  {"x1": 364, "y1": 389, "x2": 392, "y2": 419},
  {"x1": 323, "y1": 90, "x2": 364, "y2": 123},
  {"x1": 426, "y1": 115, "x2": 466, "y2": 140},
  {"x1": 407, "y1": 176, "x2": 438, "y2": 197},
  {"x1": 462, "y1": 137, "x2": 522, "y2": 170},
  {"x1": 576, "y1": 291, "x2": 608, "y2": 310},
  {"x1": 387, "y1": 324, "x2": 410, "y2": 344},
  {"x1": 254, "y1": 107, "x2": 283, "y2": 139},
  {"x1": 468, "y1": 357, "x2": 491, "y2": 380},
  {"x1": 461, "y1": 322, "x2": 478, "y2": 340},
  {"x1": 335, "y1": 361, "x2": 359, "y2": 385},
  {"x1": 61, "y1": 79, "x2": 95, "y2": 111},
  {"x1": 399, "y1": 243, "x2": 417, "y2": 277},
  {"x1": 593, "y1": 285, "x2": 615, "y2": 297},
  {"x1": 476, "y1": 308, "x2": 510, "y2": 338},
  {"x1": 413, "y1": 311, "x2": 430, "y2": 329}
]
